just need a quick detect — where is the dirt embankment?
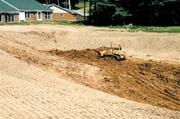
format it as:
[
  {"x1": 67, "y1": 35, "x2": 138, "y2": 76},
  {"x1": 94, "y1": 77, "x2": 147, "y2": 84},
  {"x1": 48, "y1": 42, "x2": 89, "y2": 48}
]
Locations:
[
  {"x1": 1, "y1": 48, "x2": 180, "y2": 119},
  {"x1": 1, "y1": 25, "x2": 180, "y2": 63},
  {"x1": 48, "y1": 49, "x2": 180, "y2": 111},
  {"x1": 0, "y1": 37, "x2": 179, "y2": 111},
  {"x1": 0, "y1": 25, "x2": 180, "y2": 113}
]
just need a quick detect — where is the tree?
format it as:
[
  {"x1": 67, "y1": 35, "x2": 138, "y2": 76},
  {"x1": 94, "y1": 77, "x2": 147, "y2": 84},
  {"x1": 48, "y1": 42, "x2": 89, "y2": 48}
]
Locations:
[
  {"x1": 91, "y1": 0, "x2": 180, "y2": 26},
  {"x1": 91, "y1": 0, "x2": 132, "y2": 25}
]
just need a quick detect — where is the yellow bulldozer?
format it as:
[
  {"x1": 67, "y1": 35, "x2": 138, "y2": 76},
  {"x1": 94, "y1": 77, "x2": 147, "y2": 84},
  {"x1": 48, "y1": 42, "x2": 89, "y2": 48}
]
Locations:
[{"x1": 97, "y1": 43, "x2": 126, "y2": 61}]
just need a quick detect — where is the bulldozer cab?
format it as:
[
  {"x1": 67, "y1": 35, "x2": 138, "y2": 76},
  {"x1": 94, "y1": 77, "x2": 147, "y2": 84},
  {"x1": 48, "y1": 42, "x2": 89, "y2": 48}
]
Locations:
[
  {"x1": 110, "y1": 43, "x2": 122, "y2": 51},
  {"x1": 112, "y1": 47, "x2": 122, "y2": 50},
  {"x1": 97, "y1": 42, "x2": 126, "y2": 61}
]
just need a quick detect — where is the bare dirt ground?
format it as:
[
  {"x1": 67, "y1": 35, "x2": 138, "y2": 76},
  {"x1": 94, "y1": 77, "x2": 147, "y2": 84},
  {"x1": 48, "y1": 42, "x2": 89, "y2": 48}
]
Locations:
[
  {"x1": 1, "y1": 25, "x2": 179, "y2": 63},
  {"x1": 0, "y1": 25, "x2": 180, "y2": 119}
]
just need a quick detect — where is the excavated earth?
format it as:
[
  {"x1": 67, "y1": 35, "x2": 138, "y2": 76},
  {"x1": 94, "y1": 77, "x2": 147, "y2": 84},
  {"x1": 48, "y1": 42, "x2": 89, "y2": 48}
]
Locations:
[
  {"x1": 48, "y1": 48, "x2": 180, "y2": 111},
  {"x1": 0, "y1": 25, "x2": 180, "y2": 119}
]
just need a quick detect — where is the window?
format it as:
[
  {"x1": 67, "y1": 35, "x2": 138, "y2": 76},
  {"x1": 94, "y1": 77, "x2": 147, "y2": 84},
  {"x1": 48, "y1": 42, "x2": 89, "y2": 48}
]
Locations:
[
  {"x1": 45, "y1": 12, "x2": 51, "y2": 20},
  {"x1": 25, "y1": 12, "x2": 30, "y2": 19},
  {"x1": 60, "y1": 13, "x2": 64, "y2": 17},
  {"x1": 0, "y1": 14, "x2": 1, "y2": 22},
  {"x1": 8, "y1": 14, "x2": 14, "y2": 22}
]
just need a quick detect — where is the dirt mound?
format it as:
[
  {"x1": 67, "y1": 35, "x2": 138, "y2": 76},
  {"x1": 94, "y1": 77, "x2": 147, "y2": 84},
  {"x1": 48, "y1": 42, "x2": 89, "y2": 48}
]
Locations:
[
  {"x1": 48, "y1": 48, "x2": 120, "y2": 61},
  {"x1": 48, "y1": 49, "x2": 180, "y2": 111},
  {"x1": 49, "y1": 49, "x2": 99, "y2": 60},
  {"x1": 1, "y1": 49, "x2": 180, "y2": 119},
  {"x1": 0, "y1": 25, "x2": 180, "y2": 118},
  {"x1": 1, "y1": 38, "x2": 179, "y2": 111}
]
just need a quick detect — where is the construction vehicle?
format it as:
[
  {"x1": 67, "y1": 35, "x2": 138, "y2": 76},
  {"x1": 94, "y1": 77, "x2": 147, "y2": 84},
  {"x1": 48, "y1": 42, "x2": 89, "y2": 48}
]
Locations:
[{"x1": 97, "y1": 43, "x2": 126, "y2": 61}]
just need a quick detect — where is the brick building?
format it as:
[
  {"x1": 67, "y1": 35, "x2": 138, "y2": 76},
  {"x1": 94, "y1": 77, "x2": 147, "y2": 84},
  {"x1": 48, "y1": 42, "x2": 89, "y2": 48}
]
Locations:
[
  {"x1": 0, "y1": 0, "x2": 52, "y2": 23},
  {"x1": 48, "y1": 4, "x2": 88, "y2": 21}
]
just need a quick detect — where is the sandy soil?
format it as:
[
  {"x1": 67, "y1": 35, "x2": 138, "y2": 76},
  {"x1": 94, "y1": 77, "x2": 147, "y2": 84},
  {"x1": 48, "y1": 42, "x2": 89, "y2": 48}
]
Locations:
[
  {"x1": 48, "y1": 49, "x2": 180, "y2": 111},
  {"x1": 0, "y1": 25, "x2": 180, "y2": 63},
  {"x1": 0, "y1": 25, "x2": 180, "y2": 119}
]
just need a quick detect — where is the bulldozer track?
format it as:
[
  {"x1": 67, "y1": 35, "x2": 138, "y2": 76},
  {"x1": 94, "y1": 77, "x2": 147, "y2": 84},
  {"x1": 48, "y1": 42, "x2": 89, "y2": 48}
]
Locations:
[{"x1": 0, "y1": 25, "x2": 180, "y2": 118}]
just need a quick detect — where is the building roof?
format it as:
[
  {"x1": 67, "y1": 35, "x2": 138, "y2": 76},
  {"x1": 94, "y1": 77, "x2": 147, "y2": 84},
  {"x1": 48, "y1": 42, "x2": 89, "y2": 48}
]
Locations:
[
  {"x1": 47, "y1": 4, "x2": 75, "y2": 14},
  {"x1": 48, "y1": 4, "x2": 89, "y2": 17},
  {"x1": 3, "y1": 0, "x2": 52, "y2": 12},
  {"x1": 0, "y1": 0, "x2": 18, "y2": 13},
  {"x1": 72, "y1": 10, "x2": 89, "y2": 17}
]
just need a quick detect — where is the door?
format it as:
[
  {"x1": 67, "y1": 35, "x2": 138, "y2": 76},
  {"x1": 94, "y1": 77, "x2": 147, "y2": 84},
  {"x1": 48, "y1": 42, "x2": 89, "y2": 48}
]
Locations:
[
  {"x1": 19, "y1": 12, "x2": 25, "y2": 21},
  {"x1": 8, "y1": 14, "x2": 15, "y2": 22},
  {"x1": 5, "y1": 14, "x2": 8, "y2": 22}
]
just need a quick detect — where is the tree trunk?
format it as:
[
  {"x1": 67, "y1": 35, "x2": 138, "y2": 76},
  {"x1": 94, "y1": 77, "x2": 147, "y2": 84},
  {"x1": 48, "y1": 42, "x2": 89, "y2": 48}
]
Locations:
[
  {"x1": 68, "y1": 0, "x2": 71, "y2": 10},
  {"x1": 57, "y1": 0, "x2": 60, "y2": 6}
]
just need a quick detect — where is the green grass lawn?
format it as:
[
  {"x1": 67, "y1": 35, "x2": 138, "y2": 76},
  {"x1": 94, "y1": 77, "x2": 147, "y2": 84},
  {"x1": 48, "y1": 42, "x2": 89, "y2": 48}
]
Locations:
[
  {"x1": 109, "y1": 25, "x2": 180, "y2": 33},
  {"x1": 1, "y1": 21, "x2": 180, "y2": 33},
  {"x1": 0, "y1": 21, "x2": 85, "y2": 26},
  {"x1": 137, "y1": 26, "x2": 180, "y2": 33}
]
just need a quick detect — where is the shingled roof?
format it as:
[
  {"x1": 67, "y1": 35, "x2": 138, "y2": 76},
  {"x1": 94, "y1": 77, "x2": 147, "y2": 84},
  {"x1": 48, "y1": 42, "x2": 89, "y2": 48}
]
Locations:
[
  {"x1": 0, "y1": 0, "x2": 18, "y2": 13},
  {"x1": 48, "y1": 4, "x2": 89, "y2": 17},
  {"x1": 1, "y1": 0, "x2": 51, "y2": 12},
  {"x1": 47, "y1": 4, "x2": 75, "y2": 14}
]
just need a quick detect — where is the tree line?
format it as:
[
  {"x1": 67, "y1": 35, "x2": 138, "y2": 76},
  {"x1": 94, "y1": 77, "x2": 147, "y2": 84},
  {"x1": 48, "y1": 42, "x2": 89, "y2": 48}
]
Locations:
[
  {"x1": 36, "y1": 0, "x2": 180, "y2": 26},
  {"x1": 90, "y1": 0, "x2": 180, "y2": 26}
]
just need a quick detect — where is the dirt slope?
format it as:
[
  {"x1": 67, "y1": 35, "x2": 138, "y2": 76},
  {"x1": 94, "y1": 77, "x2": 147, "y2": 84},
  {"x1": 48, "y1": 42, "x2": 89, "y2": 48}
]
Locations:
[
  {"x1": 0, "y1": 25, "x2": 180, "y2": 118},
  {"x1": 0, "y1": 41, "x2": 180, "y2": 119},
  {"x1": 0, "y1": 32, "x2": 179, "y2": 111},
  {"x1": 48, "y1": 49, "x2": 180, "y2": 111},
  {"x1": 0, "y1": 25, "x2": 180, "y2": 63}
]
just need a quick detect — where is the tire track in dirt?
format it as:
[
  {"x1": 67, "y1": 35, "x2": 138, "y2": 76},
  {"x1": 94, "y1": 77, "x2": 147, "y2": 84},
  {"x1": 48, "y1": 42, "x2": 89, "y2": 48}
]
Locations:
[
  {"x1": 0, "y1": 38, "x2": 108, "y2": 119},
  {"x1": 47, "y1": 49, "x2": 180, "y2": 111},
  {"x1": 1, "y1": 25, "x2": 180, "y2": 119},
  {"x1": 0, "y1": 36, "x2": 180, "y2": 112},
  {"x1": 0, "y1": 77, "x2": 58, "y2": 119}
]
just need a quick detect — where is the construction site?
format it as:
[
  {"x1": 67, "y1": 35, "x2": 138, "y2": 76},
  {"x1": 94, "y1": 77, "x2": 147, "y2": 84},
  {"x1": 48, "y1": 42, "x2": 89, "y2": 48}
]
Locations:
[{"x1": 0, "y1": 24, "x2": 180, "y2": 118}]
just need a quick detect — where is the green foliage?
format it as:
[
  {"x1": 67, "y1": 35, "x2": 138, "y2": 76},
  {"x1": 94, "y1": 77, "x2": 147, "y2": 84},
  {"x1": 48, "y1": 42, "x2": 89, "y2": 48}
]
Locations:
[
  {"x1": 108, "y1": 25, "x2": 180, "y2": 33},
  {"x1": 91, "y1": 0, "x2": 180, "y2": 26},
  {"x1": 113, "y1": 8, "x2": 132, "y2": 18},
  {"x1": 0, "y1": 21, "x2": 85, "y2": 26},
  {"x1": 75, "y1": 1, "x2": 89, "y2": 12}
]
